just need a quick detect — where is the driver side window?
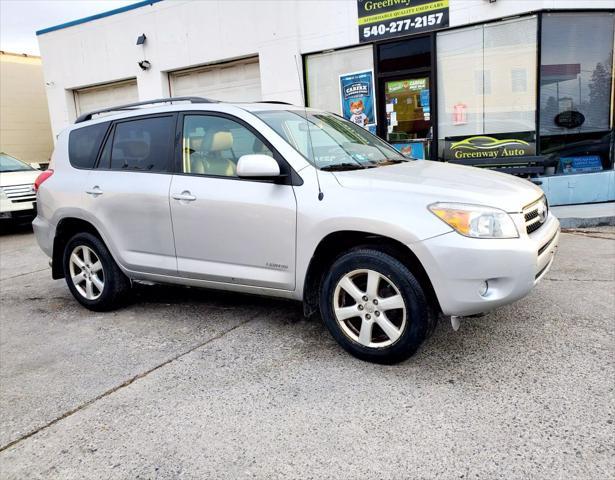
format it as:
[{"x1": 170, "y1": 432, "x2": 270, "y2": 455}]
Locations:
[{"x1": 182, "y1": 115, "x2": 273, "y2": 177}]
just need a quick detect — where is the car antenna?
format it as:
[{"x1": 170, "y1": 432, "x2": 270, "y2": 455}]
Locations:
[{"x1": 295, "y1": 54, "x2": 324, "y2": 201}]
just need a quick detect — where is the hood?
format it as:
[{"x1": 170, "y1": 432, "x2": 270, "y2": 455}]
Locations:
[
  {"x1": 0, "y1": 169, "x2": 40, "y2": 188},
  {"x1": 332, "y1": 160, "x2": 544, "y2": 213}
]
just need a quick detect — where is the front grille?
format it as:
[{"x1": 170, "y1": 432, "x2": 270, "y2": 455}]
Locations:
[
  {"x1": 523, "y1": 196, "x2": 548, "y2": 235},
  {"x1": 0, "y1": 184, "x2": 36, "y2": 204}
]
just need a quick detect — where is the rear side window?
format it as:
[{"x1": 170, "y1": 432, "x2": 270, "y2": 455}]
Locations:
[
  {"x1": 68, "y1": 122, "x2": 109, "y2": 169},
  {"x1": 110, "y1": 116, "x2": 174, "y2": 172}
]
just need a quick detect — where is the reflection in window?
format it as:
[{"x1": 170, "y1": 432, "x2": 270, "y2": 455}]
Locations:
[
  {"x1": 110, "y1": 117, "x2": 174, "y2": 172},
  {"x1": 254, "y1": 110, "x2": 405, "y2": 168},
  {"x1": 68, "y1": 122, "x2": 109, "y2": 169},
  {"x1": 539, "y1": 12, "x2": 614, "y2": 174},
  {"x1": 540, "y1": 12, "x2": 614, "y2": 135},
  {"x1": 511, "y1": 69, "x2": 527, "y2": 93},
  {"x1": 306, "y1": 45, "x2": 374, "y2": 115},
  {"x1": 437, "y1": 16, "x2": 538, "y2": 144}
]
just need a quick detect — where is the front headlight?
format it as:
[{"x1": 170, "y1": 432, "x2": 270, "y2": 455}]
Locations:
[{"x1": 428, "y1": 202, "x2": 519, "y2": 239}]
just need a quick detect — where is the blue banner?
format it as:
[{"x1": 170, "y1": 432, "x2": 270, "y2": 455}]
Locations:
[
  {"x1": 339, "y1": 70, "x2": 376, "y2": 131},
  {"x1": 392, "y1": 142, "x2": 425, "y2": 159},
  {"x1": 560, "y1": 155, "x2": 603, "y2": 174}
]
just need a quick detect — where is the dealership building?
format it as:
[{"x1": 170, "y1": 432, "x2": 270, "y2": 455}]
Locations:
[{"x1": 37, "y1": 0, "x2": 614, "y2": 205}]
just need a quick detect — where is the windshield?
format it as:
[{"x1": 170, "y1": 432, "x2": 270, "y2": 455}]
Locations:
[
  {"x1": 254, "y1": 110, "x2": 407, "y2": 170},
  {"x1": 0, "y1": 153, "x2": 34, "y2": 173}
]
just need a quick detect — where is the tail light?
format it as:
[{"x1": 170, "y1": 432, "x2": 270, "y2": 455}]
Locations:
[{"x1": 34, "y1": 169, "x2": 54, "y2": 192}]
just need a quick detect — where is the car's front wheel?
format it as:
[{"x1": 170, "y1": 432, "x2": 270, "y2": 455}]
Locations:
[
  {"x1": 63, "y1": 232, "x2": 130, "y2": 311},
  {"x1": 320, "y1": 248, "x2": 430, "y2": 364}
]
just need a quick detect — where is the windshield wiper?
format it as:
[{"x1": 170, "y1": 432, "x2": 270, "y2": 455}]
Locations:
[
  {"x1": 375, "y1": 158, "x2": 410, "y2": 166},
  {"x1": 320, "y1": 163, "x2": 369, "y2": 171}
]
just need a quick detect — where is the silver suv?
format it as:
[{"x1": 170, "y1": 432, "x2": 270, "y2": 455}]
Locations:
[{"x1": 33, "y1": 98, "x2": 560, "y2": 363}]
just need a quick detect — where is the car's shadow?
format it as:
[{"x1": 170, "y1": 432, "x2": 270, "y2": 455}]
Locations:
[
  {"x1": 132, "y1": 282, "x2": 306, "y2": 322},
  {"x1": 0, "y1": 220, "x2": 34, "y2": 237},
  {"x1": 128, "y1": 281, "x2": 479, "y2": 365}
]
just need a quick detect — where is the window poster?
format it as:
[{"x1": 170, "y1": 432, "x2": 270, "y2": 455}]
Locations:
[
  {"x1": 559, "y1": 156, "x2": 602, "y2": 174},
  {"x1": 392, "y1": 142, "x2": 425, "y2": 159},
  {"x1": 339, "y1": 70, "x2": 377, "y2": 131}
]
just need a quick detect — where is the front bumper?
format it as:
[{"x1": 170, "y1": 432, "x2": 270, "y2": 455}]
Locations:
[
  {"x1": 0, "y1": 202, "x2": 36, "y2": 222},
  {"x1": 412, "y1": 213, "x2": 560, "y2": 316},
  {"x1": 0, "y1": 196, "x2": 36, "y2": 216}
]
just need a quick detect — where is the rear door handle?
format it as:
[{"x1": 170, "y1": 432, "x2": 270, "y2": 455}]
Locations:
[
  {"x1": 172, "y1": 191, "x2": 197, "y2": 202},
  {"x1": 86, "y1": 186, "x2": 103, "y2": 197}
]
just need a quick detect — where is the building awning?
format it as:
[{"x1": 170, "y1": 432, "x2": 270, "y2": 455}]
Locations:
[{"x1": 540, "y1": 64, "x2": 581, "y2": 84}]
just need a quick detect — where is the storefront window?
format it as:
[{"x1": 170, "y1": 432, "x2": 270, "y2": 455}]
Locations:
[
  {"x1": 377, "y1": 36, "x2": 433, "y2": 158},
  {"x1": 384, "y1": 77, "x2": 431, "y2": 142},
  {"x1": 305, "y1": 46, "x2": 374, "y2": 115},
  {"x1": 437, "y1": 25, "x2": 483, "y2": 140},
  {"x1": 437, "y1": 16, "x2": 538, "y2": 161},
  {"x1": 539, "y1": 12, "x2": 614, "y2": 174}
]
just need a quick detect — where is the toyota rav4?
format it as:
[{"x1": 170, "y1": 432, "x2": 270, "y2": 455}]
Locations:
[{"x1": 33, "y1": 98, "x2": 560, "y2": 363}]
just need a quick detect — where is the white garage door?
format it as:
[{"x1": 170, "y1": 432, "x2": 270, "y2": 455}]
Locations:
[
  {"x1": 170, "y1": 57, "x2": 261, "y2": 102},
  {"x1": 74, "y1": 79, "x2": 138, "y2": 116}
]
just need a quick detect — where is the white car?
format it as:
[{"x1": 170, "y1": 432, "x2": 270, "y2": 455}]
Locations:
[
  {"x1": 0, "y1": 153, "x2": 40, "y2": 221},
  {"x1": 33, "y1": 98, "x2": 560, "y2": 363}
]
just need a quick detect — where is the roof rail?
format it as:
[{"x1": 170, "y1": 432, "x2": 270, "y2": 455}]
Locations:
[
  {"x1": 74, "y1": 96, "x2": 217, "y2": 124},
  {"x1": 257, "y1": 100, "x2": 293, "y2": 105}
]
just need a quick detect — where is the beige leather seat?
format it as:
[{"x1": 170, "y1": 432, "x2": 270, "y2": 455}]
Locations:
[
  {"x1": 191, "y1": 131, "x2": 235, "y2": 176},
  {"x1": 188, "y1": 135, "x2": 206, "y2": 174}
]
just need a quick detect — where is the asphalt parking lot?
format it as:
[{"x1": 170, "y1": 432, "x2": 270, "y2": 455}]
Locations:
[{"x1": 0, "y1": 225, "x2": 613, "y2": 479}]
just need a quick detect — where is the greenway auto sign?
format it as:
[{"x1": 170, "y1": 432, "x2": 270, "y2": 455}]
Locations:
[
  {"x1": 445, "y1": 134, "x2": 535, "y2": 160},
  {"x1": 357, "y1": 0, "x2": 449, "y2": 43}
]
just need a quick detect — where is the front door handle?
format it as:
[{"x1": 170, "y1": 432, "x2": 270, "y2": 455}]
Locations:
[
  {"x1": 86, "y1": 186, "x2": 103, "y2": 197},
  {"x1": 172, "y1": 191, "x2": 197, "y2": 202}
]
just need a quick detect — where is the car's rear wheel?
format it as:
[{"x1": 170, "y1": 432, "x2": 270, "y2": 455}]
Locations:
[
  {"x1": 63, "y1": 232, "x2": 130, "y2": 311},
  {"x1": 320, "y1": 248, "x2": 430, "y2": 364}
]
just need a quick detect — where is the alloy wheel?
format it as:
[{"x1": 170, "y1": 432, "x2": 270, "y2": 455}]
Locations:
[
  {"x1": 69, "y1": 245, "x2": 105, "y2": 300},
  {"x1": 333, "y1": 269, "x2": 407, "y2": 348}
]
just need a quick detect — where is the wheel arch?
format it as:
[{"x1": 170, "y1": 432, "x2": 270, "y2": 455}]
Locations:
[
  {"x1": 302, "y1": 230, "x2": 441, "y2": 319},
  {"x1": 52, "y1": 217, "x2": 105, "y2": 279}
]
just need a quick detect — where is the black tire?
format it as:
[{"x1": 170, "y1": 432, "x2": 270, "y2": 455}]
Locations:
[
  {"x1": 63, "y1": 232, "x2": 130, "y2": 311},
  {"x1": 319, "y1": 248, "x2": 430, "y2": 364}
]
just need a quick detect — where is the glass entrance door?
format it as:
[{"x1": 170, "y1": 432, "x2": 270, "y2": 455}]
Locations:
[{"x1": 384, "y1": 76, "x2": 431, "y2": 158}]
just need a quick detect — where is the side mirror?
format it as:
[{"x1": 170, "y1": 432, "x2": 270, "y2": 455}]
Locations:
[{"x1": 236, "y1": 154, "x2": 281, "y2": 179}]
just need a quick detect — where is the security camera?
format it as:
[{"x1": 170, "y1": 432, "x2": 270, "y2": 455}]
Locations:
[{"x1": 138, "y1": 60, "x2": 151, "y2": 71}]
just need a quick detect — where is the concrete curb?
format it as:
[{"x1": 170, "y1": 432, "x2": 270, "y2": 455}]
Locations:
[
  {"x1": 558, "y1": 216, "x2": 615, "y2": 229},
  {"x1": 551, "y1": 202, "x2": 615, "y2": 229}
]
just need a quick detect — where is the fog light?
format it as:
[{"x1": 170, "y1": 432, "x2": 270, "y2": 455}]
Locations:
[{"x1": 479, "y1": 281, "x2": 489, "y2": 297}]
